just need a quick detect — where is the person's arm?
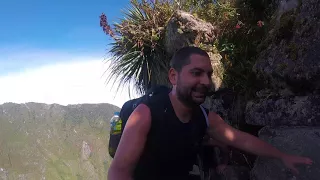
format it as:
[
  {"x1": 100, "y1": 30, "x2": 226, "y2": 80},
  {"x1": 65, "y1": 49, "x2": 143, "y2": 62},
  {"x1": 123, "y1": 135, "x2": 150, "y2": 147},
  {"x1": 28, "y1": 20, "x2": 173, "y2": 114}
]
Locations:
[
  {"x1": 207, "y1": 111, "x2": 312, "y2": 174},
  {"x1": 108, "y1": 104, "x2": 151, "y2": 180},
  {"x1": 207, "y1": 112, "x2": 284, "y2": 158}
]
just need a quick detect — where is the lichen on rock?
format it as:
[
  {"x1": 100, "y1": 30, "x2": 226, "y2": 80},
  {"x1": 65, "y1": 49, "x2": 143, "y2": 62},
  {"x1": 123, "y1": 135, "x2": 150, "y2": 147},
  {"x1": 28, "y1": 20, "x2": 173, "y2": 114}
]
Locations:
[
  {"x1": 254, "y1": 0, "x2": 320, "y2": 92},
  {"x1": 165, "y1": 10, "x2": 218, "y2": 56},
  {"x1": 245, "y1": 95, "x2": 320, "y2": 126},
  {"x1": 251, "y1": 126, "x2": 320, "y2": 180}
]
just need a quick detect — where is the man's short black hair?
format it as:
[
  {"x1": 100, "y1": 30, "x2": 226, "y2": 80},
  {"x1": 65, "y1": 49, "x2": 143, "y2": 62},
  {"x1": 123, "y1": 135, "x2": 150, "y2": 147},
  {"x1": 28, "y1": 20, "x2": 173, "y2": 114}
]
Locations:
[{"x1": 170, "y1": 46, "x2": 209, "y2": 72}]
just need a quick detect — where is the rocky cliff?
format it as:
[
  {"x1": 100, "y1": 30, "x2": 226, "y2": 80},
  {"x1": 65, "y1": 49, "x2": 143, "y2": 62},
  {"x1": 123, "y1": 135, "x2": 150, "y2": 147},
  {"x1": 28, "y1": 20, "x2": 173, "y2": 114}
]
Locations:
[
  {"x1": 164, "y1": 0, "x2": 320, "y2": 179},
  {"x1": 247, "y1": 0, "x2": 320, "y2": 179},
  {"x1": 0, "y1": 102, "x2": 119, "y2": 180}
]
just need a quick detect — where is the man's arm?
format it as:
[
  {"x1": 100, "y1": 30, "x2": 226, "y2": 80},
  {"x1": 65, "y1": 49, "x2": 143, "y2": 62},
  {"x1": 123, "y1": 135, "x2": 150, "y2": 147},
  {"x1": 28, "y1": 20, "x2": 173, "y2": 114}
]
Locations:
[
  {"x1": 207, "y1": 111, "x2": 312, "y2": 174},
  {"x1": 108, "y1": 104, "x2": 151, "y2": 180},
  {"x1": 207, "y1": 112, "x2": 284, "y2": 159}
]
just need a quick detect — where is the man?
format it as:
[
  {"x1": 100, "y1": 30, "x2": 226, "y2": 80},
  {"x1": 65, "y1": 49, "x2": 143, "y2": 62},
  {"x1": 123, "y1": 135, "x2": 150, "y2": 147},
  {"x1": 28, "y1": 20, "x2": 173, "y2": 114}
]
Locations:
[{"x1": 108, "y1": 46, "x2": 312, "y2": 180}]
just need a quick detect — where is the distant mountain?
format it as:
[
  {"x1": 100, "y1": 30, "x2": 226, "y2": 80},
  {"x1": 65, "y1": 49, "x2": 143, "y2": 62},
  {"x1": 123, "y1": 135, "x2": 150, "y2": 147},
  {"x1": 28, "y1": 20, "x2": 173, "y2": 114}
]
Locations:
[{"x1": 0, "y1": 102, "x2": 120, "y2": 180}]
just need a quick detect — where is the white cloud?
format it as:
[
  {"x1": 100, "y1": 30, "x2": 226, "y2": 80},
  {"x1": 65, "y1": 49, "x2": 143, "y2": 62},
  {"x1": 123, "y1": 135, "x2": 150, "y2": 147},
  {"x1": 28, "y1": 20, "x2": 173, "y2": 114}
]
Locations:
[
  {"x1": 0, "y1": 46, "x2": 106, "y2": 75},
  {"x1": 0, "y1": 55, "x2": 139, "y2": 108}
]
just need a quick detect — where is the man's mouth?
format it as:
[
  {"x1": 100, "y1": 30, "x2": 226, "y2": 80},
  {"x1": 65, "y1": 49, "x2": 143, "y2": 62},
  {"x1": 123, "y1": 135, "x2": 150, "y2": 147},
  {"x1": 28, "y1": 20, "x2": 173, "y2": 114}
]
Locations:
[
  {"x1": 193, "y1": 86, "x2": 208, "y2": 93},
  {"x1": 193, "y1": 91, "x2": 207, "y2": 98}
]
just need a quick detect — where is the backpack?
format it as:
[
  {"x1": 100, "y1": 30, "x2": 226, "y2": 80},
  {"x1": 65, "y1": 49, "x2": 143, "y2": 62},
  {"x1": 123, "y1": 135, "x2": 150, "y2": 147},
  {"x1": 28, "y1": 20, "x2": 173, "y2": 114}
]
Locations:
[
  {"x1": 108, "y1": 85, "x2": 209, "y2": 158},
  {"x1": 108, "y1": 85, "x2": 171, "y2": 158}
]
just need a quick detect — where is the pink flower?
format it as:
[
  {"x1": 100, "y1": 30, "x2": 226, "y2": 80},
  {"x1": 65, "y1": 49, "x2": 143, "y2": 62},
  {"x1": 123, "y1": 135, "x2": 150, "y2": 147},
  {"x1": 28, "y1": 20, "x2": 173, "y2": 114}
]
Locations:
[
  {"x1": 235, "y1": 21, "x2": 243, "y2": 29},
  {"x1": 257, "y1": 20, "x2": 264, "y2": 27}
]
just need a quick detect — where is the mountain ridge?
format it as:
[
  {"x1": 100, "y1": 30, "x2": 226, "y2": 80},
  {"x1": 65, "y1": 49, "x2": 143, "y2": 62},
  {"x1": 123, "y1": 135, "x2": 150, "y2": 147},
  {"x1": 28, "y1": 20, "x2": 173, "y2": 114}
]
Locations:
[{"x1": 0, "y1": 102, "x2": 120, "y2": 180}]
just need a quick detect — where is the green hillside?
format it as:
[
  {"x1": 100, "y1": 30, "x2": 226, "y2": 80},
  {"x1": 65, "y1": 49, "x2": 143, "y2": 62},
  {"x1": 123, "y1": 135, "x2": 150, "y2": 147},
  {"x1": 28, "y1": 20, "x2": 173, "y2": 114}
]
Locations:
[{"x1": 0, "y1": 102, "x2": 120, "y2": 180}]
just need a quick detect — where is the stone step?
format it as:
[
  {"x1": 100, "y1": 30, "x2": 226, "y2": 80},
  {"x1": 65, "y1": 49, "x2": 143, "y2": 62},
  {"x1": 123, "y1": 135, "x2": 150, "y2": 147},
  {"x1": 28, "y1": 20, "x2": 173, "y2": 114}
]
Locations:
[
  {"x1": 245, "y1": 95, "x2": 320, "y2": 126},
  {"x1": 250, "y1": 126, "x2": 320, "y2": 180}
]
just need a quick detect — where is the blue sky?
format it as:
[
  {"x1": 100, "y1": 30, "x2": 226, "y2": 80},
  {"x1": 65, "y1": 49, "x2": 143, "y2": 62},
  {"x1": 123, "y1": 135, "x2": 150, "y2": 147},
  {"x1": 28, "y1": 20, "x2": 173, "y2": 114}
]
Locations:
[
  {"x1": 0, "y1": 0, "x2": 127, "y2": 50},
  {"x1": 0, "y1": 0, "x2": 139, "y2": 107}
]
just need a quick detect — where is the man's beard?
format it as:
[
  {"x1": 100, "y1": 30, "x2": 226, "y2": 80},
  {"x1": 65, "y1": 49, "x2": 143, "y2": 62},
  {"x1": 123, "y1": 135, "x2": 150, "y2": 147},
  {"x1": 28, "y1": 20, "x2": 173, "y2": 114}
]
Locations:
[
  {"x1": 176, "y1": 81, "x2": 209, "y2": 108},
  {"x1": 176, "y1": 87, "x2": 195, "y2": 108}
]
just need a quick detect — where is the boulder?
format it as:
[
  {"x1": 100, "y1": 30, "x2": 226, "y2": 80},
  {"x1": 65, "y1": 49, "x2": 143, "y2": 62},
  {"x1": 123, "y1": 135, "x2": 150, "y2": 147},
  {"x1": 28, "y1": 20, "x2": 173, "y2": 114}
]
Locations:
[
  {"x1": 165, "y1": 10, "x2": 223, "y2": 90},
  {"x1": 250, "y1": 126, "x2": 320, "y2": 180},
  {"x1": 165, "y1": 10, "x2": 218, "y2": 56},
  {"x1": 245, "y1": 95, "x2": 320, "y2": 126},
  {"x1": 203, "y1": 88, "x2": 239, "y2": 124},
  {"x1": 253, "y1": 0, "x2": 320, "y2": 92}
]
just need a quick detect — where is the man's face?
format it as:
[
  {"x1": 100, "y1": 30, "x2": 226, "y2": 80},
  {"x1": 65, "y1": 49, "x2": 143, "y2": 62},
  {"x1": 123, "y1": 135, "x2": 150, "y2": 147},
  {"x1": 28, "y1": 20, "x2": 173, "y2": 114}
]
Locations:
[{"x1": 170, "y1": 54, "x2": 213, "y2": 107}]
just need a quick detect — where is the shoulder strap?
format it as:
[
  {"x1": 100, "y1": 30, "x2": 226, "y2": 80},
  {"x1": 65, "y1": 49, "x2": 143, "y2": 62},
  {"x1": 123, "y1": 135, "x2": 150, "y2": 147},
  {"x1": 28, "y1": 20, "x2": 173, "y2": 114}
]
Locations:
[{"x1": 199, "y1": 105, "x2": 209, "y2": 127}]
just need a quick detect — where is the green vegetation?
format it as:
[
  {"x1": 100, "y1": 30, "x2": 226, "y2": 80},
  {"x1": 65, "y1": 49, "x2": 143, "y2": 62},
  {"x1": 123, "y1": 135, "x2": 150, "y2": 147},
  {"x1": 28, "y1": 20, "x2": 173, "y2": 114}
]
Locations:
[
  {"x1": 101, "y1": 0, "x2": 281, "y2": 98},
  {"x1": 0, "y1": 102, "x2": 119, "y2": 180},
  {"x1": 100, "y1": 0, "x2": 173, "y2": 95}
]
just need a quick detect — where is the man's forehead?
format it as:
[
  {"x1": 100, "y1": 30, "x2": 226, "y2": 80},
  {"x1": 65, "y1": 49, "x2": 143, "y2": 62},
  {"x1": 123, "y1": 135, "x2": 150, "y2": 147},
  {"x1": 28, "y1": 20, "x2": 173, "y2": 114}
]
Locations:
[
  {"x1": 186, "y1": 54, "x2": 212, "y2": 70},
  {"x1": 189, "y1": 54, "x2": 210, "y2": 63}
]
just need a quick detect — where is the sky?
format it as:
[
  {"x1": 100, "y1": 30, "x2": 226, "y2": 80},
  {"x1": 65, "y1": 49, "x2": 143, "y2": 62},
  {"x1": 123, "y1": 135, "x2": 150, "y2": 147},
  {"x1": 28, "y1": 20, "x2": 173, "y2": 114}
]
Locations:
[{"x1": 0, "y1": 0, "x2": 139, "y2": 108}]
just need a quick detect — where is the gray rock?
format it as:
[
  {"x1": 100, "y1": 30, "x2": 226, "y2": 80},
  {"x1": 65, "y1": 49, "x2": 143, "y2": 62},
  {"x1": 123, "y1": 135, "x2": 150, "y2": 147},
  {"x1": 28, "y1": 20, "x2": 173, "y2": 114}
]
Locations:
[
  {"x1": 254, "y1": 0, "x2": 320, "y2": 92},
  {"x1": 207, "y1": 52, "x2": 224, "y2": 91},
  {"x1": 245, "y1": 95, "x2": 320, "y2": 126},
  {"x1": 0, "y1": 168, "x2": 8, "y2": 180},
  {"x1": 165, "y1": 10, "x2": 224, "y2": 90},
  {"x1": 250, "y1": 126, "x2": 320, "y2": 180},
  {"x1": 81, "y1": 141, "x2": 92, "y2": 161},
  {"x1": 203, "y1": 89, "x2": 242, "y2": 125},
  {"x1": 165, "y1": 10, "x2": 218, "y2": 56}
]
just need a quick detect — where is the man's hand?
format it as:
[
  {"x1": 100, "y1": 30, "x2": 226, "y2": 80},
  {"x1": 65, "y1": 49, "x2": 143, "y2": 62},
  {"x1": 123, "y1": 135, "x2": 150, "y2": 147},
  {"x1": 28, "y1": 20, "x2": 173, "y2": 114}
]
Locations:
[
  {"x1": 281, "y1": 154, "x2": 313, "y2": 174},
  {"x1": 207, "y1": 111, "x2": 313, "y2": 175}
]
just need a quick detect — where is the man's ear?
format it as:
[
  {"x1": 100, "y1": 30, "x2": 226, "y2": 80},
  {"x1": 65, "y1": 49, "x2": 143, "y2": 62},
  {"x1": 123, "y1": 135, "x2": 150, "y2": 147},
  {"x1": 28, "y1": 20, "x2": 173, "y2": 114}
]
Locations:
[{"x1": 168, "y1": 68, "x2": 177, "y2": 85}]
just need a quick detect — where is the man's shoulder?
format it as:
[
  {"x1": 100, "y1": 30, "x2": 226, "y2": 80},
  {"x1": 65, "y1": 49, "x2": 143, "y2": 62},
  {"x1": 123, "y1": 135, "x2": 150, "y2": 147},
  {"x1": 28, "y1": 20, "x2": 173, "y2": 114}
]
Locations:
[
  {"x1": 122, "y1": 98, "x2": 138, "y2": 107},
  {"x1": 142, "y1": 91, "x2": 170, "y2": 108},
  {"x1": 121, "y1": 98, "x2": 141, "y2": 112}
]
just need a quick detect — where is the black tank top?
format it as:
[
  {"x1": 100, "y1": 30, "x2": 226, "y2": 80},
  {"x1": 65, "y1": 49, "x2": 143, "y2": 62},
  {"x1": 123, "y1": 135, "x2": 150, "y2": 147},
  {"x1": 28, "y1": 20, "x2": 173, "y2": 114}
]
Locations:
[{"x1": 133, "y1": 92, "x2": 208, "y2": 180}]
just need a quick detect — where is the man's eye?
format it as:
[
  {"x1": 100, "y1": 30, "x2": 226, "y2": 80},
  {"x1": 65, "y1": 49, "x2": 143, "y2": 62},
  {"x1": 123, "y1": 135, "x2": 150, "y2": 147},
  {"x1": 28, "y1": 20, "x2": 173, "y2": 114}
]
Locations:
[{"x1": 192, "y1": 71, "x2": 201, "y2": 76}]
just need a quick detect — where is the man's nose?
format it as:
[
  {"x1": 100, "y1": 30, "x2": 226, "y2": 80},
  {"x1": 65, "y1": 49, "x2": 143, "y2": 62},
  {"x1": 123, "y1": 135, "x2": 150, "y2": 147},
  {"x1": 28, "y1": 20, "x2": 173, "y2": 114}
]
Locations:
[{"x1": 201, "y1": 74, "x2": 211, "y2": 86}]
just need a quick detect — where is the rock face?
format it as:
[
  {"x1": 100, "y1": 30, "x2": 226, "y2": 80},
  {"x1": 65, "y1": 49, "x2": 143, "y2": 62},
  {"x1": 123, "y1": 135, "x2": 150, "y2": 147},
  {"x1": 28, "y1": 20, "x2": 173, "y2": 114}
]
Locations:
[
  {"x1": 165, "y1": 10, "x2": 218, "y2": 56},
  {"x1": 165, "y1": 10, "x2": 224, "y2": 90},
  {"x1": 251, "y1": 126, "x2": 320, "y2": 180},
  {"x1": 253, "y1": 0, "x2": 320, "y2": 92},
  {"x1": 203, "y1": 88, "x2": 239, "y2": 124},
  {"x1": 197, "y1": 0, "x2": 320, "y2": 179},
  {"x1": 243, "y1": 0, "x2": 320, "y2": 179},
  {"x1": 246, "y1": 95, "x2": 320, "y2": 126}
]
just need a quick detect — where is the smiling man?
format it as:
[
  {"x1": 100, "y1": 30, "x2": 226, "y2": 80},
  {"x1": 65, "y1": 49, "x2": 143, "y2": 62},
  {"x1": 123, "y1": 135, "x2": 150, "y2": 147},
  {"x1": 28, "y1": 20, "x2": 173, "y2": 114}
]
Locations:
[{"x1": 108, "y1": 46, "x2": 312, "y2": 180}]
